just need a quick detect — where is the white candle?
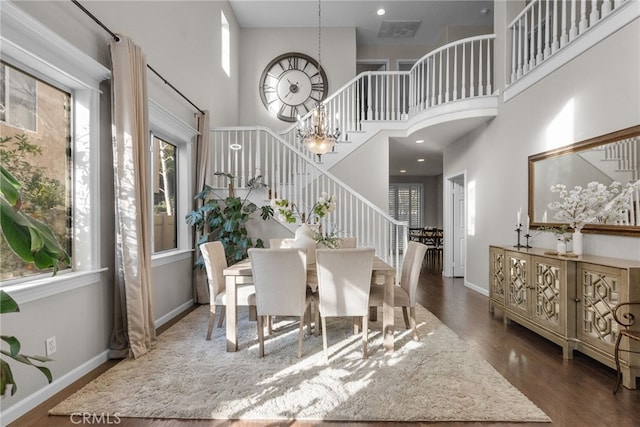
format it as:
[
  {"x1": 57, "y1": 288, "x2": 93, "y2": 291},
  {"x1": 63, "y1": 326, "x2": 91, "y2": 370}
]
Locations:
[
  {"x1": 542, "y1": 210, "x2": 548, "y2": 223},
  {"x1": 525, "y1": 215, "x2": 530, "y2": 234},
  {"x1": 517, "y1": 208, "x2": 521, "y2": 226}
]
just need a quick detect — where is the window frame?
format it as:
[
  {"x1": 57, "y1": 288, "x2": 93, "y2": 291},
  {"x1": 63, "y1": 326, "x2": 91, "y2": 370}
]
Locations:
[
  {"x1": 0, "y1": 2, "x2": 110, "y2": 299},
  {"x1": 148, "y1": 99, "x2": 197, "y2": 264}
]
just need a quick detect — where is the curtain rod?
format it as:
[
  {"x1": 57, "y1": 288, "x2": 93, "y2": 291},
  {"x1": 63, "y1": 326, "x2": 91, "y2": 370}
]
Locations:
[{"x1": 71, "y1": 0, "x2": 205, "y2": 115}]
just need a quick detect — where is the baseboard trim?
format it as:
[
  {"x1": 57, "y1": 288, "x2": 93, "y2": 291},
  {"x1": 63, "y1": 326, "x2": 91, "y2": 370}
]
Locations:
[
  {"x1": 1, "y1": 350, "x2": 109, "y2": 425},
  {"x1": 465, "y1": 280, "x2": 489, "y2": 297},
  {"x1": 155, "y1": 299, "x2": 195, "y2": 329}
]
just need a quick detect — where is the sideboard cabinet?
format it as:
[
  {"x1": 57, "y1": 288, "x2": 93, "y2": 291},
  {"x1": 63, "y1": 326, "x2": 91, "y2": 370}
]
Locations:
[{"x1": 489, "y1": 245, "x2": 640, "y2": 390}]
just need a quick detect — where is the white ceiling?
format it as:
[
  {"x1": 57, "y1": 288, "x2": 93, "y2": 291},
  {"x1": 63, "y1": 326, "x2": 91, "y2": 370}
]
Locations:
[{"x1": 229, "y1": 0, "x2": 495, "y2": 176}]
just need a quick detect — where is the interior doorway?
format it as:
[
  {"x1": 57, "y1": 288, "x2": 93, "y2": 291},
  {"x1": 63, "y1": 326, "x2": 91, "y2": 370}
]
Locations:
[{"x1": 444, "y1": 173, "x2": 465, "y2": 278}]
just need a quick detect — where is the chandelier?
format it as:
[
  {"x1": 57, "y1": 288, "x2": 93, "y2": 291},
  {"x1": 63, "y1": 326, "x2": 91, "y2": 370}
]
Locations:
[{"x1": 297, "y1": 0, "x2": 340, "y2": 161}]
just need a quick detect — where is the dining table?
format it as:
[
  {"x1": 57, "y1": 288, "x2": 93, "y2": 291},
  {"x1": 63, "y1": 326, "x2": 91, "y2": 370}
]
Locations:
[{"x1": 223, "y1": 255, "x2": 397, "y2": 352}]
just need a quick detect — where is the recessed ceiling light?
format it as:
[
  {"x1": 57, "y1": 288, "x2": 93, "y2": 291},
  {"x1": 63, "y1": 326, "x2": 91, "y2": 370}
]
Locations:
[
  {"x1": 230, "y1": 143, "x2": 242, "y2": 151},
  {"x1": 481, "y1": 8, "x2": 490, "y2": 15},
  {"x1": 377, "y1": 8, "x2": 386, "y2": 16},
  {"x1": 400, "y1": 169, "x2": 406, "y2": 173},
  {"x1": 416, "y1": 139, "x2": 424, "y2": 144},
  {"x1": 417, "y1": 158, "x2": 425, "y2": 162}
]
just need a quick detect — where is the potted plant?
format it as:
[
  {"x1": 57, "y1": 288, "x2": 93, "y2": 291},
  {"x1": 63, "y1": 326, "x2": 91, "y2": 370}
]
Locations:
[
  {"x1": 0, "y1": 165, "x2": 70, "y2": 396},
  {"x1": 185, "y1": 172, "x2": 273, "y2": 267}
]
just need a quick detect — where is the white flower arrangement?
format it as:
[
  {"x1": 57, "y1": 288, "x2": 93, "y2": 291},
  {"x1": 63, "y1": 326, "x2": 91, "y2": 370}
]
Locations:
[
  {"x1": 271, "y1": 192, "x2": 336, "y2": 224},
  {"x1": 548, "y1": 180, "x2": 640, "y2": 230}
]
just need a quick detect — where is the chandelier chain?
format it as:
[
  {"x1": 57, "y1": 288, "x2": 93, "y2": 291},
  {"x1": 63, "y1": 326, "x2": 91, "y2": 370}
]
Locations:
[{"x1": 317, "y1": 0, "x2": 322, "y2": 72}]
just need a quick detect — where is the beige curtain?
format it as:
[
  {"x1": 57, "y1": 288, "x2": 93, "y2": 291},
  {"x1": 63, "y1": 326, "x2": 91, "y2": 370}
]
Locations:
[
  {"x1": 108, "y1": 35, "x2": 156, "y2": 359},
  {"x1": 193, "y1": 110, "x2": 211, "y2": 303}
]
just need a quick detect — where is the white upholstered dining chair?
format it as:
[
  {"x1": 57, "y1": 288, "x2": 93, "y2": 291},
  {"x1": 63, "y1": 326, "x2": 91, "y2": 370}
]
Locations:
[
  {"x1": 340, "y1": 237, "x2": 357, "y2": 248},
  {"x1": 369, "y1": 241, "x2": 427, "y2": 341},
  {"x1": 248, "y1": 248, "x2": 313, "y2": 357},
  {"x1": 269, "y1": 237, "x2": 295, "y2": 248},
  {"x1": 200, "y1": 241, "x2": 256, "y2": 340},
  {"x1": 316, "y1": 248, "x2": 375, "y2": 359}
]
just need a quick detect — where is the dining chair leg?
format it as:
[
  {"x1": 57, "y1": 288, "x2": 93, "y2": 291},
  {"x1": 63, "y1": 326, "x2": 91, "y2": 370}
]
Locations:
[
  {"x1": 353, "y1": 317, "x2": 360, "y2": 335},
  {"x1": 409, "y1": 306, "x2": 418, "y2": 341},
  {"x1": 402, "y1": 306, "x2": 411, "y2": 329},
  {"x1": 216, "y1": 305, "x2": 225, "y2": 328},
  {"x1": 267, "y1": 315, "x2": 273, "y2": 335},
  {"x1": 314, "y1": 300, "x2": 320, "y2": 336},
  {"x1": 321, "y1": 316, "x2": 329, "y2": 360},
  {"x1": 206, "y1": 310, "x2": 215, "y2": 340},
  {"x1": 257, "y1": 315, "x2": 265, "y2": 358},
  {"x1": 298, "y1": 315, "x2": 305, "y2": 358},
  {"x1": 362, "y1": 315, "x2": 368, "y2": 359}
]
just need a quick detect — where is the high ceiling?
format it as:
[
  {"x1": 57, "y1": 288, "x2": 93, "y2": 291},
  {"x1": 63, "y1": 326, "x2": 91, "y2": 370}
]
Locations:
[
  {"x1": 229, "y1": 0, "x2": 493, "y2": 47},
  {"x1": 229, "y1": 0, "x2": 495, "y2": 176}
]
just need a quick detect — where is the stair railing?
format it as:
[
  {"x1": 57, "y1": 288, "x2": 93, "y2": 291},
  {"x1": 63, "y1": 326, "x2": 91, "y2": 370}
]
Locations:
[
  {"x1": 278, "y1": 34, "x2": 496, "y2": 153},
  {"x1": 210, "y1": 127, "x2": 409, "y2": 266}
]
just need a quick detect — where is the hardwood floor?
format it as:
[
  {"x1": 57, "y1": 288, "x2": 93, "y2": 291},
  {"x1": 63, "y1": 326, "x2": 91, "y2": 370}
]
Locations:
[{"x1": 10, "y1": 265, "x2": 640, "y2": 427}]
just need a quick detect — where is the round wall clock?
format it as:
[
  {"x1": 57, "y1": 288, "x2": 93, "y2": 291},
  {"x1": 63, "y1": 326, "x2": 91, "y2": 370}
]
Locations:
[{"x1": 259, "y1": 52, "x2": 328, "y2": 122}]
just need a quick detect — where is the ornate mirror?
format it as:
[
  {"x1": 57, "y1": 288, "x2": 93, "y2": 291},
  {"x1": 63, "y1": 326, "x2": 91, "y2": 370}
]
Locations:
[{"x1": 528, "y1": 125, "x2": 640, "y2": 236}]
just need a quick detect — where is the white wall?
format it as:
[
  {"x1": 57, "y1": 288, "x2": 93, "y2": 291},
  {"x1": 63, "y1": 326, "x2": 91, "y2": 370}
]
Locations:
[
  {"x1": 444, "y1": 4, "x2": 640, "y2": 291},
  {"x1": 238, "y1": 27, "x2": 356, "y2": 130}
]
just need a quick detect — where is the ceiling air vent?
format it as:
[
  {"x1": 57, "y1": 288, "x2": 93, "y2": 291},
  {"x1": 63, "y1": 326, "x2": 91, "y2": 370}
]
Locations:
[{"x1": 377, "y1": 20, "x2": 422, "y2": 38}]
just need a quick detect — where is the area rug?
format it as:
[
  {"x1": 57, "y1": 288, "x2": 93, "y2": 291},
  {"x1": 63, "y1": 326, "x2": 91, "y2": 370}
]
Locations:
[{"x1": 49, "y1": 304, "x2": 551, "y2": 422}]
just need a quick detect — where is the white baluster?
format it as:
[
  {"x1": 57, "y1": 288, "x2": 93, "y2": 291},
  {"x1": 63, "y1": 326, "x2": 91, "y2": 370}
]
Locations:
[
  {"x1": 517, "y1": 18, "x2": 523, "y2": 78},
  {"x1": 438, "y1": 51, "x2": 443, "y2": 104},
  {"x1": 486, "y1": 39, "x2": 492, "y2": 95},
  {"x1": 602, "y1": 0, "x2": 612, "y2": 16},
  {"x1": 569, "y1": 0, "x2": 578, "y2": 41},
  {"x1": 536, "y1": 0, "x2": 543, "y2": 64},
  {"x1": 366, "y1": 71, "x2": 373, "y2": 120},
  {"x1": 524, "y1": 12, "x2": 530, "y2": 72},
  {"x1": 579, "y1": 0, "x2": 588, "y2": 33},
  {"x1": 510, "y1": 24, "x2": 516, "y2": 83},
  {"x1": 453, "y1": 45, "x2": 458, "y2": 100},
  {"x1": 561, "y1": 0, "x2": 569, "y2": 46},
  {"x1": 470, "y1": 41, "x2": 475, "y2": 97},
  {"x1": 478, "y1": 40, "x2": 484, "y2": 95},
  {"x1": 431, "y1": 56, "x2": 436, "y2": 106},
  {"x1": 462, "y1": 43, "x2": 468, "y2": 98},
  {"x1": 544, "y1": 0, "x2": 551, "y2": 58},
  {"x1": 445, "y1": 48, "x2": 451, "y2": 102},
  {"x1": 589, "y1": 0, "x2": 600, "y2": 26}
]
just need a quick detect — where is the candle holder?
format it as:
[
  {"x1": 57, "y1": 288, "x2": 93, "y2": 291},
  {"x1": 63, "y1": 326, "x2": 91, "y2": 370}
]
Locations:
[{"x1": 514, "y1": 224, "x2": 531, "y2": 249}]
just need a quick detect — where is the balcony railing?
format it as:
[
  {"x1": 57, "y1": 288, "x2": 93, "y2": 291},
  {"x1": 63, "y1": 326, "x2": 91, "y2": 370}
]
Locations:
[
  {"x1": 509, "y1": 0, "x2": 631, "y2": 83},
  {"x1": 278, "y1": 34, "x2": 496, "y2": 155}
]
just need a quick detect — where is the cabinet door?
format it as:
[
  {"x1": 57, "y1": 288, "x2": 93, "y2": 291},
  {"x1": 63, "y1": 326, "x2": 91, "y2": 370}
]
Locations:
[
  {"x1": 489, "y1": 247, "x2": 506, "y2": 307},
  {"x1": 531, "y1": 256, "x2": 566, "y2": 334},
  {"x1": 577, "y1": 263, "x2": 627, "y2": 358},
  {"x1": 506, "y1": 251, "x2": 529, "y2": 317}
]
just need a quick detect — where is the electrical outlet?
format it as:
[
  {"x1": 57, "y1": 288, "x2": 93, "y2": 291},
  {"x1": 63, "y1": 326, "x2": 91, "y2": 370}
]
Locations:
[{"x1": 45, "y1": 336, "x2": 56, "y2": 356}]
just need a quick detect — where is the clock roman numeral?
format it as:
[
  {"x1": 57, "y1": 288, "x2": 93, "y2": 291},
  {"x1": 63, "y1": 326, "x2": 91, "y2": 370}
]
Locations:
[
  {"x1": 311, "y1": 82, "x2": 325, "y2": 92},
  {"x1": 287, "y1": 56, "x2": 299, "y2": 70}
]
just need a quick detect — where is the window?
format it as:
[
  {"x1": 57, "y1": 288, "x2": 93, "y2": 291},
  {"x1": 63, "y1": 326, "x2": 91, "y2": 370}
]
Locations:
[
  {"x1": 1, "y1": 2, "x2": 109, "y2": 290},
  {"x1": 148, "y1": 100, "x2": 197, "y2": 261},
  {"x1": 0, "y1": 62, "x2": 37, "y2": 132},
  {"x1": 152, "y1": 135, "x2": 177, "y2": 252},
  {"x1": 221, "y1": 11, "x2": 230, "y2": 77},
  {"x1": 389, "y1": 183, "x2": 423, "y2": 227},
  {"x1": 0, "y1": 63, "x2": 72, "y2": 281}
]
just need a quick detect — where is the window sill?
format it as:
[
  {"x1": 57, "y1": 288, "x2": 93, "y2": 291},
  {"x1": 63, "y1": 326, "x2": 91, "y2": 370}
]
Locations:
[
  {"x1": 1, "y1": 269, "x2": 108, "y2": 305},
  {"x1": 151, "y1": 249, "x2": 194, "y2": 268}
]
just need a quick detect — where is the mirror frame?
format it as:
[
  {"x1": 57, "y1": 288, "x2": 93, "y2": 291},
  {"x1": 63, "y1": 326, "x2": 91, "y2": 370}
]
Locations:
[{"x1": 528, "y1": 124, "x2": 640, "y2": 237}]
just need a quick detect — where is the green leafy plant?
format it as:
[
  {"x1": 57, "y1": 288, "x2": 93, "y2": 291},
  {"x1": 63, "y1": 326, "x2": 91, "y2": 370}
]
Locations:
[
  {"x1": 0, "y1": 164, "x2": 70, "y2": 396},
  {"x1": 185, "y1": 172, "x2": 273, "y2": 267},
  {"x1": 537, "y1": 224, "x2": 572, "y2": 242}
]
